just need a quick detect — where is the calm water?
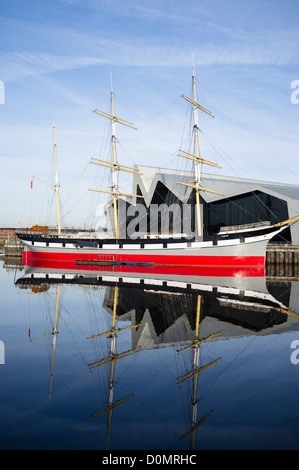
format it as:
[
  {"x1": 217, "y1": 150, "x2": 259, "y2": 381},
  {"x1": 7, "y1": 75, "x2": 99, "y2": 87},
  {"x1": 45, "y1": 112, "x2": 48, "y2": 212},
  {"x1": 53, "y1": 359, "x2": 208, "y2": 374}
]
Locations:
[{"x1": 1, "y1": 259, "x2": 299, "y2": 450}]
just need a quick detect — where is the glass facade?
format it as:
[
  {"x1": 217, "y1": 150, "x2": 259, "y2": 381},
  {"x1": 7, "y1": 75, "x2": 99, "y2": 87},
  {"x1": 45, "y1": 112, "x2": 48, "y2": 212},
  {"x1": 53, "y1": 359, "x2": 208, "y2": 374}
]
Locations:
[
  {"x1": 131, "y1": 183, "x2": 291, "y2": 241},
  {"x1": 202, "y1": 190, "x2": 290, "y2": 241}
]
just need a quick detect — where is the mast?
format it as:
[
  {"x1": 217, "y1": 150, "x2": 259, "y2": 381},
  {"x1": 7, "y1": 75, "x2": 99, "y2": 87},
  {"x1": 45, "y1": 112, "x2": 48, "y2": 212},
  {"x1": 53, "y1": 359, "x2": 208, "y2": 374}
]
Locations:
[
  {"x1": 178, "y1": 69, "x2": 224, "y2": 237},
  {"x1": 25, "y1": 126, "x2": 62, "y2": 234},
  {"x1": 192, "y1": 70, "x2": 202, "y2": 237},
  {"x1": 110, "y1": 80, "x2": 120, "y2": 240},
  {"x1": 90, "y1": 77, "x2": 144, "y2": 239},
  {"x1": 88, "y1": 284, "x2": 140, "y2": 448},
  {"x1": 53, "y1": 125, "x2": 61, "y2": 237},
  {"x1": 49, "y1": 283, "x2": 60, "y2": 398},
  {"x1": 28, "y1": 283, "x2": 60, "y2": 398},
  {"x1": 176, "y1": 294, "x2": 222, "y2": 448}
]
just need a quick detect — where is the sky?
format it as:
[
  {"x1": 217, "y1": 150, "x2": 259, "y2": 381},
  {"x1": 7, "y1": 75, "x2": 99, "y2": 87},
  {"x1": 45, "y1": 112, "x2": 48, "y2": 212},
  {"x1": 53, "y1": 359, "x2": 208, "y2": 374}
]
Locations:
[{"x1": 0, "y1": 0, "x2": 299, "y2": 228}]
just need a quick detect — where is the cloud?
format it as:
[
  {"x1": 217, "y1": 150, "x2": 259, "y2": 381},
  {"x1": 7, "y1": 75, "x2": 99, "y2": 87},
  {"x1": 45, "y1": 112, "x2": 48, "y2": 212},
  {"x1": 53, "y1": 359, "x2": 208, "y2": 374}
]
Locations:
[
  {"x1": 1, "y1": 4, "x2": 299, "y2": 86},
  {"x1": 0, "y1": 52, "x2": 105, "y2": 82},
  {"x1": 2, "y1": 31, "x2": 298, "y2": 85},
  {"x1": 58, "y1": 0, "x2": 189, "y2": 22}
]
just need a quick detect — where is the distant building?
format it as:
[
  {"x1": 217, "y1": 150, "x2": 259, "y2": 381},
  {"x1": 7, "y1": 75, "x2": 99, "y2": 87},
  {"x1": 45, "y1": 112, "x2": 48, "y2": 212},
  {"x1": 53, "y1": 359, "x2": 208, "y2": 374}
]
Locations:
[{"x1": 0, "y1": 229, "x2": 17, "y2": 237}]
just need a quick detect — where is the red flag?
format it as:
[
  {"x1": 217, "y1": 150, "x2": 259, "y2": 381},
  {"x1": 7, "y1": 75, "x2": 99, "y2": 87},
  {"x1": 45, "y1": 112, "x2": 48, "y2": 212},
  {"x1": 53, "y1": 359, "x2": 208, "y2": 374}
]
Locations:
[{"x1": 30, "y1": 179, "x2": 33, "y2": 189}]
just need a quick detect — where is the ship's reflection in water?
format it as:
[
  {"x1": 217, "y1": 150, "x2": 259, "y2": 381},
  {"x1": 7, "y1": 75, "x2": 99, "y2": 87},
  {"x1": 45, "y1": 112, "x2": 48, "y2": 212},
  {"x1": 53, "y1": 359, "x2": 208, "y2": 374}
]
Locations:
[{"x1": 11, "y1": 262, "x2": 299, "y2": 450}]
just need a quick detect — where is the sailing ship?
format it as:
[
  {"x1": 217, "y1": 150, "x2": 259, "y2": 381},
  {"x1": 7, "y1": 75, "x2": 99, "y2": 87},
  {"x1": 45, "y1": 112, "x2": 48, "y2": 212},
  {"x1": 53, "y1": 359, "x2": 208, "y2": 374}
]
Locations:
[{"x1": 16, "y1": 70, "x2": 297, "y2": 269}]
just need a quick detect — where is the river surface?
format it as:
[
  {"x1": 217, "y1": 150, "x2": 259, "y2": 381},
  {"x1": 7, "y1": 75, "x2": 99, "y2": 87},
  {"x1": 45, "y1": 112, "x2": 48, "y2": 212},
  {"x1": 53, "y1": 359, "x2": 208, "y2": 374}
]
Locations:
[{"x1": 1, "y1": 259, "x2": 299, "y2": 450}]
